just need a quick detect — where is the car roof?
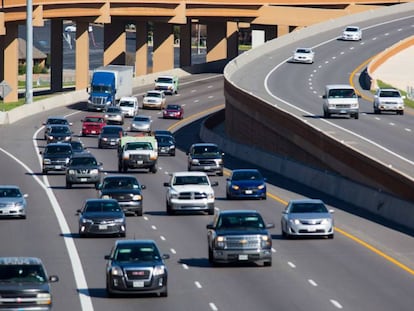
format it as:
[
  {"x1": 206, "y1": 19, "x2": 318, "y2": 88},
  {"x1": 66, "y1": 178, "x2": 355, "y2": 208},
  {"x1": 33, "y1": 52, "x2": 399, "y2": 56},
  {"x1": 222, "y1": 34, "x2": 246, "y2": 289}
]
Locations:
[
  {"x1": 119, "y1": 96, "x2": 137, "y2": 101},
  {"x1": 115, "y1": 239, "x2": 157, "y2": 247},
  {"x1": 171, "y1": 171, "x2": 209, "y2": 177},
  {"x1": 49, "y1": 124, "x2": 70, "y2": 128},
  {"x1": 103, "y1": 175, "x2": 138, "y2": 180},
  {"x1": 146, "y1": 90, "x2": 163, "y2": 94},
  {"x1": 0, "y1": 257, "x2": 43, "y2": 265},
  {"x1": 217, "y1": 210, "x2": 260, "y2": 215},
  {"x1": 46, "y1": 142, "x2": 72, "y2": 147},
  {"x1": 102, "y1": 125, "x2": 124, "y2": 129},
  {"x1": 46, "y1": 116, "x2": 67, "y2": 121},
  {"x1": 134, "y1": 115, "x2": 150, "y2": 119},
  {"x1": 191, "y1": 142, "x2": 218, "y2": 147},
  {"x1": 345, "y1": 25, "x2": 359, "y2": 29},
  {"x1": 232, "y1": 168, "x2": 260, "y2": 173},
  {"x1": 85, "y1": 198, "x2": 118, "y2": 204},
  {"x1": 325, "y1": 84, "x2": 354, "y2": 89},
  {"x1": 71, "y1": 153, "x2": 96, "y2": 159},
  {"x1": 378, "y1": 88, "x2": 399, "y2": 92}
]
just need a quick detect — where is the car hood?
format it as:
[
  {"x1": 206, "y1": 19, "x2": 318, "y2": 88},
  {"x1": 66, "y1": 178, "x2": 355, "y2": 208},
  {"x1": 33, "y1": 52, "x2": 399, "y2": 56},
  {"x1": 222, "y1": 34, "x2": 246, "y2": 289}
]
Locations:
[
  {"x1": 157, "y1": 141, "x2": 174, "y2": 147},
  {"x1": 378, "y1": 97, "x2": 403, "y2": 103},
  {"x1": 100, "y1": 133, "x2": 121, "y2": 139},
  {"x1": 115, "y1": 260, "x2": 164, "y2": 269},
  {"x1": 101, "y1": 189, "x2": 142, "y2": 195},
  {"x1": 172, "y1": 185, "x2": 213, "y2": 193},
  {"x1": 43, "y1": 153, "x2": 71, "y2": 158},
  {"x1": 215, "y1": 228, "x2": 270, "y2": 236},
  {"x1": 230, "y1": 180, "x2": 265, "y2": 187},
  {"x1": 82, "y1": 212, "x2": 124, "y2": 219},
  {"x1": 287, "y1": 212, "x2": 332, "y2": 220},
  {"x1": 67, "y1": 164, "x2": 100, "y2": 170},
  {"x1": 191, "y1": 154, "x2": 221, "y2": 160},
  {"x1": 0, "y1": 198, "x2": 25, "y2": 205},
  {"x1": 0, "y1": 282, "x2": 50, "y2": 292},
  {"x1": 144, "y1": 96, "x2": 161, "y2": 102}
]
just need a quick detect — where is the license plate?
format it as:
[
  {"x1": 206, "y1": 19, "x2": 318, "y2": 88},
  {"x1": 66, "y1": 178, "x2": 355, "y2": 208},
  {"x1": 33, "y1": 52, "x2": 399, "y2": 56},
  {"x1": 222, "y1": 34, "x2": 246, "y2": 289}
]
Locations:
[
  {"x1": 238, "y1": 254, "x2": 248, "y2": 260},
  {"x1": 137, "y1": 160, "x2": 143, "y2": 164},
  {"x1": 91, "y1": 130, "x2": 96, "y2": 134},
  {"x1": 340, "y1": 110, "x2": 346, "y2": 114},
  {"x1": 204, "y1": 166, "x2": 211, "y2": 170},
  {"x1": 307, "y1": 227, "x2": 317, "y2": 232},
  {"x1": 80, "y1": 178, "x2": 87, "y2": 182},
  {"x1": 110, "y1": 142, "x2": 116, "y2": 145},
  {"x1": 245, "y1": 190, "x2": 253, "y2": 194},
  {"x1": 133, "y1": 281, "x2": 144, "y2": 288},
  {"x1": 55, "y1": 165, "x2": 62, "y2": 169},
  {"x1": 98, "y1": 225, "x2": 107, "y2": 230}
]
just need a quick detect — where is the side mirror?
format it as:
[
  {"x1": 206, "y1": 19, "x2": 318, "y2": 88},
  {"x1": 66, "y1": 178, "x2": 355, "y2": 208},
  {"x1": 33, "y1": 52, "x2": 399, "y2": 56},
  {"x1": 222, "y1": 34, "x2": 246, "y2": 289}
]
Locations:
[
  {"x1": 322, "y1": 95, "x2": 327, "y2": 99},
  {"x1": 49, "y1": 275, "x2": 59, "y2": 283},
  {"x1": 141, "y1": 185, "x2": 146, "y2": 190},
  {"x1": 266, "y1": 223, "x2": 275, "y2": 229},
  {"x1": 211, "y1": 181, "x2": 219, "y2": 187},
  {"x1": 163, "y1": 182, "x2": 170, "y2": 187},
  {"x1": 104, "y1": 255, "x2": 111, "y2": 260},
  {"x1": 206, "y1": 224, "x2": 214, "y2": 230},
  {"x1": 162, "y1": 254, "x2": 170, "y2": 260}
]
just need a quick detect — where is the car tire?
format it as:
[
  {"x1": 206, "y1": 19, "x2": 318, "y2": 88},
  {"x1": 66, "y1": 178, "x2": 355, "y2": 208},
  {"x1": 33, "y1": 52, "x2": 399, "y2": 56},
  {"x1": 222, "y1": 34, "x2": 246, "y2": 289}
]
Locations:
[
  {"x1": 208, "y1": 247, "x2": 214, "y2": 264},
  {"x1": 136, "y1": 209, "x2": 143, "y2": 217},
  {"x1": 263, "y1": 260, "x2": 272, "y2": 267},
  {"x1": 328, "y1": 234, "x2": 334, "y2": 239},
  {"x1": 119, "y1": 232, "x2": 126, "y2": 238},
  {"x1": 217, "y1": 170, "x2": 224, "y2": 176},
  {"x1": 66, "y1": 182, "x2": 72, "y2": 189},
  {"x1": 166, "y1": 202, "x2": 174, "y2": 215},
  {"x1": 354, "y1": 113, "x2": 359, "y2": 119},
  {"x1": 159, "y1": 287, "x2": 168, "y2": 297},
  {"x1": 208, "y1": 208, "x2": 214, "y2": 215},
  {"x1": 94, "y1": 182, "x2": 100, "y2": 190},
  {"x1": 150, "y1": 164, "x2": 157, "y2": 174},
  {"x1": 122, "y1": 162, "x2": 128, "y2": 173},
  {"x1": 323, "y1": 110, "x2": 330, "y2": 118},
  {"x1": 42, "y1": 169, "x2": 47, "y2": 175},
  {"x1": 399, "y1": 110, "x2": 404, "y2": 115}
]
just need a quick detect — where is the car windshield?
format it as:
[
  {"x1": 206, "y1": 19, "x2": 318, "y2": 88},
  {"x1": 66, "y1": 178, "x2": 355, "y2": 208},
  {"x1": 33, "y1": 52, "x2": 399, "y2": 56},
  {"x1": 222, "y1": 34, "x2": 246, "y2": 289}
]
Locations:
[
  {"x1": 45, "y1": 145, "x2": 72, "y2": 154},
  {"x1": 146, "y1": 92, "x2": 161, "y2": 98},
  {"x1": 166, "y1": 105, "x2": 180, "y2": 110},
  {"x1": 125, "y1": 142, "x2": 151, "y2": 150},
  {"x1": 192, "y1": 145, "x2": 219, "y2": 156},
  {"x1": 106, "y1": 107, "x2": 121, "y2": 113},
  {"x1": 114, "y1": 244, "x2": 160, "y2": 262},
  {"x1": 0, "y1": 265, "x2": 46, "y2": 283},
  {"x1": 102, "y1": 127, "x2": 122, "y2": 134},
  {"x1": 156, "y1": 77, "x2": 173, "y2": 83},
  {"x1": 85, "y1": 117, "x2": 103, "y2": 123},
  {"x1": 173, "y1": 175, "x2": 209, "y2": 185},
  {"x1": 217, "y1": 214, "x2": 265, "y2": 229},
  {"x1": 103, "y1": 178, "x2": 139, "y2": 189},
  {"x1": 119, "y1": 101, "x2": 135, "y2": 107},
  {"x1": 289, "y1": 203, "x2": 328, "y2": 213},
  {"x1": 84, "y1": 201, "x2": 121, "y2": 213},
  {"x1": 47, "y1": 118, "x2": 68, "y2": 125},
  {"x1": 0, "y1": 188, "x2": 21, "y2": 198},
  {"x1": 156, "y1": 136, "x2": 173, "y2": 144},
  {"x1": 328, "y1": 89, "x2": 356, "y2": 98},
  {"x1": 133, "y1": 117, "x2": 149, "y2": 122},
  {"x1": 70, "y1": 142, "x2": 84, "y2": 152},
  {"x1": 70, "y1": 157, "x2": 97, "y2": 166},
  {"x1": 50, "y1": 126, "x2": 70, "y2": 134},
  {"x1": 231, "y1": 171, "x2": 262, "y2": 181},
  {"x1": 345, "y1": 27, "x2": 358, "y2": 32},
  {"x1": 296, "y1": 49, "x2": 310, "y2": 54},
  {"x1": 379, "y1": 90, "x2": 401, "y2": 97}
]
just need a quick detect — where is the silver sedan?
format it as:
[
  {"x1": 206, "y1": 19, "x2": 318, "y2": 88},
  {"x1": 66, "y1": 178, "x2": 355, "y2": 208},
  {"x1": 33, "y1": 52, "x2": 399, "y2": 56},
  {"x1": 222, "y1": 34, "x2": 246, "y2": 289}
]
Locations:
[
  {"x1": 104, "y1": 106, "x2": 124, "y2": 125},
  {"x1": 130, "y1": 115, "x2": 152, "y2": 132},
  {"x1": 0, "y1": 185, "x2": 28, "y2": 219},
  {"x1": 281, "y1": 199, "x2": 334, "y2": 239}
]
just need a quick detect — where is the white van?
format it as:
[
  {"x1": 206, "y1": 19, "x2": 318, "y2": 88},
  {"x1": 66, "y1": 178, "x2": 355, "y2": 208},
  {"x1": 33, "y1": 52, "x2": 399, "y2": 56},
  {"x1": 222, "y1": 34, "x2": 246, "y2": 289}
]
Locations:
[
  {"x1": 322, "y1": 84, "x2": 360, "y2": 119},
  {"x1": 119, "y1": 96, "x2": 139, "y2": 117}
]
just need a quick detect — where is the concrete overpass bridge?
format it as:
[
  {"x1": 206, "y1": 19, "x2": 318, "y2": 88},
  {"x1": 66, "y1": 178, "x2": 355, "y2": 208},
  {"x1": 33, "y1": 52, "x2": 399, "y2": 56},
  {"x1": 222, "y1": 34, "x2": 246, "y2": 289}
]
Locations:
[{"x1": 0, "y1": 0, "x2": 410, "y2": 102}]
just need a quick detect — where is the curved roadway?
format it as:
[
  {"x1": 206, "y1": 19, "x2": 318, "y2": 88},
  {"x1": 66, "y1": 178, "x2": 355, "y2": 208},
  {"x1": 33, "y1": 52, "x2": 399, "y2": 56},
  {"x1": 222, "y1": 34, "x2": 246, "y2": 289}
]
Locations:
[
  {"x1": 232, "y1": 11, "x2": 414, "y2": 177},
  {"x1": 1, "y1": 72, "x2": 414, "y2": 311}
]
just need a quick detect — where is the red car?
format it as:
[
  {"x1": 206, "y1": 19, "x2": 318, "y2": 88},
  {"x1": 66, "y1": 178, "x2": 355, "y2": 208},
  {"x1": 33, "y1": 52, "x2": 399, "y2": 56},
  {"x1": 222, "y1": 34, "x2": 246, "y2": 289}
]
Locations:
[
  {"x1": 163, "y1": 104, "x2": 184, "y2": 119},
  {"x1": 81, "y1": 115, "x2": 106, "y2": 136}
]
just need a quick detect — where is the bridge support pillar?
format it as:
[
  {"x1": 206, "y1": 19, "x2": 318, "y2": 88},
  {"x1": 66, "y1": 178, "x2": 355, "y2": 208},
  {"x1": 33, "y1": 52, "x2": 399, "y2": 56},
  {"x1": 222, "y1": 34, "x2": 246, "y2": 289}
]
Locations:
[
  {"x1": 206, "y1": 21, "x2": 227, "y2": 62},
  {"x1": 104, "y1": 21, "x2": 126, "y2": 66},
  {"x1": 152, "y1": 22, "x2": 174, "y2": 73},
  {"x1": 1, "y1": 22, "x2": 18, "y2": 103},
  {"x1": 277, "y1": 25, "x2": 289, "y2": 37},
  {"x1": 50, "y1": 19, "x2": 63, "y2": 92},
  {"x1": 227, "y1": 21, "x2": 239, "y2": 61},
  {"x1": 75, "y1": 22, "x2": 90, "y2": 90},
  {"x1": 180, "y1": 22, "x2": 192, "y2": 67},
  {"x1": 135, "y1": 21, "x2": 148, "y2": 76}
]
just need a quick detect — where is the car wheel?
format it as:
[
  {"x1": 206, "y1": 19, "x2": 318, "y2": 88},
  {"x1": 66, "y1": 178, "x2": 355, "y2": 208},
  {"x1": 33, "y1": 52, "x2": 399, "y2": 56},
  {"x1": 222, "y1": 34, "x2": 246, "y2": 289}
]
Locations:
[
  {"x1": 42, "y1": 169, "x2": 47, "y2": 175},
  {"x1": 208, "y1": 247, "x2": 214, "y2": 264},
  {"x1": 159, "y1": 287, "x2": 168, "y2": 297},
  {"x1": 323, "y1": 110, "x2": 330, "y2": 118},
  {"x1": 354, "y1": 113, "x2": 359, "y2": 119},
  {"x1": 136, "y1": 209, "x2": 143, "y2": 217},
  {"x1": 94, "y1": 182, "x2": 100, "y2": 190},
  {"x1": 122, "y1": 162, "x2": 128, "y2": 173},
  {"x1": 20, "y1": 215, "x2": 27, "y2": 220},
  {"x1": 328, "y1": 234, "x2": 334, "y2": 239},
  {"x1": 119, "y1": 232, "x2": 126, "y2": 238},
  {"x1": 98, "y1": 142, "x2": 102, "y2": 149},
  {"x1": 399, "y1": 110, "x2": 404, "y2": 115},
  {"x1": 217, "y1": 170, "x2": 224, "y2": 176},
  {"x1": 166, "y1": 202, "x2": 174, "y2": 215},
  {"x1": 263, "y1": 260, "x2": 272, "y2": 267},
  {"x1": 171, "y1": 151, "x2": 175, "y2": 157},
  {"x1": 150, "y1": 164, "x2": 157, "y2": 174},
  {"x1": 208, "y1": 208, "x2": 214, "y2": 215},
  {"x1": 66, "y1": 182, "x2": 72, "y2": 189}
]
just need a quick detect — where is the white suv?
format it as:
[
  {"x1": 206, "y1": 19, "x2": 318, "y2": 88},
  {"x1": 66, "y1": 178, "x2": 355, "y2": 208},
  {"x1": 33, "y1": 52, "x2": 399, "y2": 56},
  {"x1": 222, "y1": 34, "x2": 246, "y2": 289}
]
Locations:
[
  {"x1": 119, "y1": 96, "x2": 139, "y2": 117},
  {"x1": 373, "y1": 88, "x2": 405, "y2": 115},
  {"x1": 163, "y1": 171, "x2": 218, "y2": 215}
]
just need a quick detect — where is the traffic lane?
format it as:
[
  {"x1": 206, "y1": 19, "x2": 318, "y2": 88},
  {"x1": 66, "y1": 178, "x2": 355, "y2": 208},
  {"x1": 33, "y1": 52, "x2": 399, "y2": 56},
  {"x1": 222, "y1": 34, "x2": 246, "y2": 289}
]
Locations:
[{"x1": 0, "y1": 145, "x2": 82, "y2": 310}]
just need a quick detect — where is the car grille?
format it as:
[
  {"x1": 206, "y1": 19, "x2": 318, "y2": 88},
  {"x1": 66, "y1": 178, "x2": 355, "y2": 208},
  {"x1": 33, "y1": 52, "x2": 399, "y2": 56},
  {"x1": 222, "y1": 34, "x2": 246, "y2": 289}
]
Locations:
[
  {"x1": 224, "y1": 235, "x2": 261, "y2": 249},
  {"x1": 178, "y1": 192, "x2": 207, "y2": 200},
  {"x1": 334, "y1": 104, "x2": 351, "y2": 108},
  {"x1": 49, "y1": 158, "x2": 68, "y2": 165},
  {"x1": 300, "y1": 219, "x2": 323, "y2": 225},
  {"x1": 130, "y1": 154, "x2": 150, "y2": 161},
  {"x1": 125, "y1": 268, "x2": 152, "y2": 281},
  {"x1": 92, "y1": 219, "x2": 116, "y2": 225},
  {"x1": 298, "y1": 229, "x2": 326, "y2": 234},
  {"x1": 0, "y1": 203, "x2": 14, "y2": 207},
  {"x1": 108, "y1": 193, "x2": 134, "y2": 202},
  {"x1": 0, "y1": 292, "x2": 40, "y2": 306},
  {"x1": 198, "y1": 159, "x2": 216, "y2": 165},
  {"x1": 91, "y1": 96, "x2": 106, "y2": 105}
]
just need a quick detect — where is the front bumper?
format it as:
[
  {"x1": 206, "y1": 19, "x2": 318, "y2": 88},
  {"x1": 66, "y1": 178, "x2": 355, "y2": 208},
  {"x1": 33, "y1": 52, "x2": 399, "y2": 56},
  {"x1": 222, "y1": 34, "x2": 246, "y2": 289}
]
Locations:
[
  {"x1": 99, "y1": 138, "x2": 120, "y2": 148},
  {"x1": 286, "y1": 223, "x2": 334, "y2": 236},
  {"x1": 188, "y1": 163, "x2": 223, "y2": 174},
  {"x1": 66, "y1": 174, "x2": 101, "y2": 185},
  {"x1": 107, "y1": 274, "x2": 167, "y2": 295},
  {"x1": 212, "y1": 248, "x2": 272, "y2": 264},
  {"x1": 0, "y1": 206, "x2": 26, "y2": 217},
  {"x1": 169, "y1": 199, "x2": 214, "y2": 212},
  {"x1": 117, "y1": 201, "x2": 143, "y2": 215},
  {"x1": 227, "y1": 188, "x2": 266, "y2": 199},
  {"x1": 79, "y1": 223, "x2": 126, "y2": 236}
]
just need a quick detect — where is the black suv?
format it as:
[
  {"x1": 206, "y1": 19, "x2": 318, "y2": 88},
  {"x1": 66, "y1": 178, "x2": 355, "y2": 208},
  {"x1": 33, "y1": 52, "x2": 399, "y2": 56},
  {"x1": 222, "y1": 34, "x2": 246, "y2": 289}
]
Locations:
[
  {"x1": 187, "y1": 143, "x2": 224, "y2": 176},
  {"x1": 98, "y1": 125, "x2": 125, "y2": 149},
  {"x1": 44, "y1": 124, "x2": 73, "y2": 144},
  {"x1": 98, "y1": 175, "x2": 145, "y2": 216},
  {"x1": 155, "y1": 133, "x2": 176, "y2": 156},
  {"x1": 65, "y1": 153, "x2": 103, "y2": 189},
  {"x1": 0, "y1": 257, "x2": 58, "y2": 310},
  {"x1": 40, "y1": 142, "x2": 73, "y2": 174},
  {"x1": 207, "y1": 210, "x2": 274, "y2": 267}
]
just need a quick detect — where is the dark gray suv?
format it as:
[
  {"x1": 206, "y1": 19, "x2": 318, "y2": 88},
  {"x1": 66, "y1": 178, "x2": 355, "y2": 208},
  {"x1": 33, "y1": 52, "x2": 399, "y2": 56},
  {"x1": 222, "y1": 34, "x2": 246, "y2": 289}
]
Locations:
[
  {"x1": 65, "y1": 153, "x2": 103, "y2": 189},
  {"x1": 187, "y1": 143, "x2": 224, "y2": 176}
]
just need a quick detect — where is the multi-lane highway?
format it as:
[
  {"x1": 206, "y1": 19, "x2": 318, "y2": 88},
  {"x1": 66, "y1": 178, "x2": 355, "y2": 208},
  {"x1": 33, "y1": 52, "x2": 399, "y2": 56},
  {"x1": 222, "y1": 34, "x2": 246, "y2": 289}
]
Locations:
[
  {"x1": 230, "y1": 11, "x2": 414, "y2": 177},
  {"x1": 1, "y1": 71, "x2": 414, "y2": 310}
]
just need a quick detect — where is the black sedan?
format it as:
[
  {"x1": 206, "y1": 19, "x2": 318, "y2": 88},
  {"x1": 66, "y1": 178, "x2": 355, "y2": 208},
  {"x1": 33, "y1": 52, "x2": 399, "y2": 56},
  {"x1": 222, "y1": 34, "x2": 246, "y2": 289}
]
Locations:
[
  {"x1": 155, "y1": 133, "x2": 176, "y2": 156},
  {"x1": 98, "y1": 125, "x2": 125, "y2": 149},
  {"x1": 45, "y1": 124, "x2": 73, "y2": 144},
  {"x1": 105, "y1": 239, "x2": 169, "y2": 297},
  {"x1": 77, "y1": 199, "x2": 126, "y2": 238}
]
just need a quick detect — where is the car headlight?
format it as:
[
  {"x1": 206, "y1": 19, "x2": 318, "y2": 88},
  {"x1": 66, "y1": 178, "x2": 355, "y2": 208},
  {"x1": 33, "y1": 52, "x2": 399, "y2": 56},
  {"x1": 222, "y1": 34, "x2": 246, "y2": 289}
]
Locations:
[
  {"x1": 65, "y1": 136, "x2": 71, "y2": 140},
  {"x1": 231, "y1": 185, "x2": 239, "y2": 190},
  {"x1": 207, "y1": 192, "x2": 214, "y2": 199},
  {"x1": 65, "y1": 158, "x2": 70, "y2": 164},
  {"x1": 68, "y1": 169, "x2": 76, "y2": 174},
  {"x1": 102, "y1": 137, "x2": 108, "y2": 141},
  {"x1": 351, "y1": 103, "x2": 358, "y2": 108},
  {"x1": 104, "y1": 114, "x2": 109, "y2": 118},
  {"x1": 43, "y1": 159, "x2": 51, "y2": 165},
  {"x1": 114, "y1": 218, "x2": 124, "y2": 223},
  {"x1": 111, "y1": 266, "x2": 123, "y2": 276},
  {"x1": 14, "y1": 201, "x2": 24, "y2": 208},
  {"x1": 321, "y1": 218, "x2": 331, "y2": 225},
  {"x1": 90, "y1": 169, "x2": 99, "y2": 174},
  {"x1": 169, "y1": 189, "x2": 179, "y2": 199},
  {"x1": 289, "y1": 219, "x2": 300, "y2": 225},
  {"x1": 216, "y1": 159, "x2": 223, "y2": 165},
  {"x1": 106, "y1": 101, "x2": 112, "y2": 106},
  {"x1": 132, "y1": 194, "x2": 142, "y2": 201},
  {"x1": 170, "y1": 145, "x2": 175, "y2": 149},
  {"x1": 153, "y1": 265, "x2": 166, "y2": 276},
  {"x1": 36, "y1": 293, "x2": 51, "y2": 305},
  {"x1": 257, "y1": 184, "x2": 265, "y2": 190},
  {"x1": 48, "y1": 136, "x2": 54, "y2": 140},
  {"x1": 123, "y1": 154, "x2": 130, "y2": 160},
  {"x1": 81, "y1": 218, "x2": 93, "y2": 224},
  {"x1": 215, "y1": 236, "x2": 225, "y2": 248},
  {"x1": 261, "y1": 235, "x2": 271, "y2": 247},
  {"x1": 191, "y1": 159, "x2": 199, "y2": 164},
  {"x1": 101, "y1": 195, "x2": 111, "y2": 199}
]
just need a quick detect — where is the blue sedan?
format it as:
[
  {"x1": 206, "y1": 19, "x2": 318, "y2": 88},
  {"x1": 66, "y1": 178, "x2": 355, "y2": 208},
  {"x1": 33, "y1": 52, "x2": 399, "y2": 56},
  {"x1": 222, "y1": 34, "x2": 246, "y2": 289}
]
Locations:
[{"x1": 226, "y1": 169, "x2": 267, "y2": 200}]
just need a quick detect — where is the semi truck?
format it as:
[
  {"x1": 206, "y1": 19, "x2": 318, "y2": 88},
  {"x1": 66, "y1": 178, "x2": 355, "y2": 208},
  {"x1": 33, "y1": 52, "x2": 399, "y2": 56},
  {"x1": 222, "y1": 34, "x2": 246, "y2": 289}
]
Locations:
[{"x1": 87, "y1": 65, "x2": 133, "y2": 111}]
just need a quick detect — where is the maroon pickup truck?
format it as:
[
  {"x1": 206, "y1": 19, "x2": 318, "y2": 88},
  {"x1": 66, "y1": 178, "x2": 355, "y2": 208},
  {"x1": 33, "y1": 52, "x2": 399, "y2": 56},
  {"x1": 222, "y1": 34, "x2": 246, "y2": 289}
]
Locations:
[{"x1": 81, "y1": 115, "x2": 106, "y2": 136}]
